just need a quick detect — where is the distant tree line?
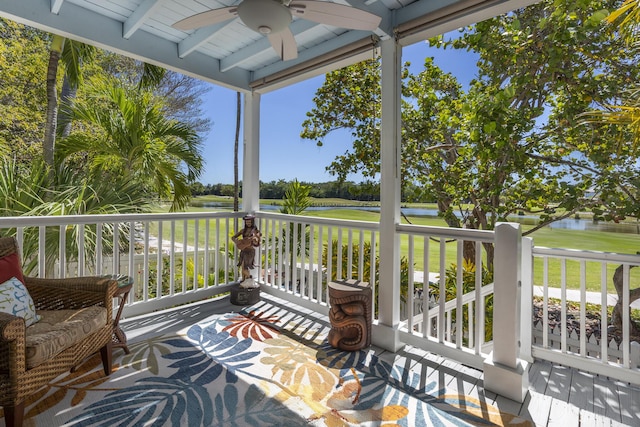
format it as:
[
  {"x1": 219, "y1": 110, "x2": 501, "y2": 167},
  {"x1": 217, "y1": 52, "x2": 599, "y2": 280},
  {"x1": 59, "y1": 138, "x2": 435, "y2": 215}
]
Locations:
[{"x1": 190, "y1": 179, "x2": 429, "y2": 202}]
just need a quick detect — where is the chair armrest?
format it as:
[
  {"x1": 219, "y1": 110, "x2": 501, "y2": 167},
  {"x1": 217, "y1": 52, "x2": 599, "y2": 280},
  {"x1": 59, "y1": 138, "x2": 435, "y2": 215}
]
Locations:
[
  {"x1": 0, "y1": 312, "x2": 27, "y2": 374},
  {"x1": 24, "y1": 276, "x2": 117, "y2": 317},
  {"x1": 0, "y1": 312, "x2": 24, "y2": 341}
]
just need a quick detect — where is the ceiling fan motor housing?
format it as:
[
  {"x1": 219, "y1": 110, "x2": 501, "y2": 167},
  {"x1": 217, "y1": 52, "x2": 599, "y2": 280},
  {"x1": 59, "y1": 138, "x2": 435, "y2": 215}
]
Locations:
[{"x1": 237, "y1": 0, "x2": 292, "y2": 34}]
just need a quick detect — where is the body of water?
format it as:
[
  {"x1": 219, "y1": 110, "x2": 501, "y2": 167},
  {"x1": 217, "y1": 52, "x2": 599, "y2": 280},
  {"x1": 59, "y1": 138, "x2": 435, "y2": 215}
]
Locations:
[{"x1": 197, "y1": 202, "x2": 639, "y2": 234}]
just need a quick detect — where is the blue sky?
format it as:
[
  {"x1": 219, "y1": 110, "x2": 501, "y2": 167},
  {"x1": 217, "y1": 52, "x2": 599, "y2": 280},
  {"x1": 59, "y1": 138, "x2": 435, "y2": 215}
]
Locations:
[{"x1": 199, "y1": 39, "x2": 479, "y2": 185}]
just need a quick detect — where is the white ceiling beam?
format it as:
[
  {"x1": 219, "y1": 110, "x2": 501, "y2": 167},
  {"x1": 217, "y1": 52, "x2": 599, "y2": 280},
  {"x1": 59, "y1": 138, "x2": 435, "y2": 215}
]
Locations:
[
  {"x1": 51, "y1": 0, "x2": 64, "y2": 15},
  {"x1": 123, "y1": 0, "x2": 162, "y2": 40},
  {"x1": 250, "y1": 35, "x2": 379, "y2": 93},
  {"x1": 341, "y1": 0, "x2": 394, "y2": 39},
  {"x1": 220, "y1": 19, "x2": 317, "y2": 72},
  {"x1": 0, "y1": 0, "x2": 252, "y2": 91},
  {"x1": 251, "y1": 29, "x2": 376, "y2": 87},
  {"x1": 178, "y1": 21, "x2": 233, "y2": 58}
]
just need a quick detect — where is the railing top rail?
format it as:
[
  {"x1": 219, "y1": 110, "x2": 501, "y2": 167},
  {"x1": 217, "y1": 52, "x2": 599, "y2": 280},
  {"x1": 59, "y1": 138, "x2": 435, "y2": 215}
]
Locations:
[
  {"x1": 533, "y1": 245, "x2": 640, "y2": 264},
  {"x1": 397, "y1": 223, "x2": 495, "y2": 243},
  {"x1": 0, "y1": 211, "x2": 242, "y2": 227},
  {"x1": 256, "y1": 211, "x2": 379, "y2": 230}
]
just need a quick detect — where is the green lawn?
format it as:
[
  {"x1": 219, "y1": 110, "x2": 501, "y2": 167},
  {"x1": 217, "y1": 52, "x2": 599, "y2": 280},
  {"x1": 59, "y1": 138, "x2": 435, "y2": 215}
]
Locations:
[{"x1": 178, "y1": 197, "x2": 640, "y2": 292}]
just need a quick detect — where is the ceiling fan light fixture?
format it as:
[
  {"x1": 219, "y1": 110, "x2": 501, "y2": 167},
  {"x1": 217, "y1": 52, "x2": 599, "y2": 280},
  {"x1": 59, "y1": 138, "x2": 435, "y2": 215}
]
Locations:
[{"x1": 237, "y1": 0, "x2": 292, "y2": 34}]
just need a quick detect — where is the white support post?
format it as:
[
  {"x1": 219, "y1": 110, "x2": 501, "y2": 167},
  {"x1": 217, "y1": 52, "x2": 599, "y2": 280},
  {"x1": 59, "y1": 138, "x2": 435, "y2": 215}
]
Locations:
[
  {"x1": 483, "y1": 222, "x2": 529, "y2": 402},
  {"x1": 242, "y1": 91, "x2": 260, "y2": 214},
  {"x1": 374, "y1": 37, "x2": 402, "y2": 352},
  {"x1": 520, "y1": 237, "x2": 533, "y2": 363}
]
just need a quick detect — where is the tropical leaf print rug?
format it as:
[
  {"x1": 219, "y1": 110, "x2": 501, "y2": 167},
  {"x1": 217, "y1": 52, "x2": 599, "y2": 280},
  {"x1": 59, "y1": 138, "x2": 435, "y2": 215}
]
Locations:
[{"x1": 5, "y1": 306, "x2": 531, "y2": 426}]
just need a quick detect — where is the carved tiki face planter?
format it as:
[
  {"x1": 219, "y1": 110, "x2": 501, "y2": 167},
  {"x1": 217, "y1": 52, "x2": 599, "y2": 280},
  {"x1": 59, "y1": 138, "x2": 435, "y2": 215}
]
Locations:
[{"x1": 327, "y1": 280, "x2": 372, "y2": 351}]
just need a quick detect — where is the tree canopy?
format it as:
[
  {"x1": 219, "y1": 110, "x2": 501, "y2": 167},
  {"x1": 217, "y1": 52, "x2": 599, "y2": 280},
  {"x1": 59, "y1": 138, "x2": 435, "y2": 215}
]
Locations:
[
  {"x1": 0, "y1": 20, "x2": 48, "y2": 161},
  {"x1": 301, "y1": 0, "x2": 640, "y2": 237},
  {"x1": 56, "y1": 76, "x2": 204, "y2": 211},
  {"x1": 0, "y1": 17, "x2": 212, "y2": 212}
]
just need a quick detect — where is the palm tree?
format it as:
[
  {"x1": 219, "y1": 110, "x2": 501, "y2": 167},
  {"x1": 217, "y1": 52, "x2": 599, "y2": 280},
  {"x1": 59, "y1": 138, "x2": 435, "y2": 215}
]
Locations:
[
  {"x1": 44, "y1": 35, "x2": 167, "y2": 169},
  {"x1": 0, "y1": 156, "x2": 150, "y2": 275},
  {"x1": 581, "y1": 1, "x2": 640, "y2": 149},
  {"x1": 55, "y1": 76, "x2": 203, "y2": 211},
  {"x1": 44, "y1": 36, "x2": 89, "y2": 169},
  {"x1": 233, "y1": 91, "x2": 241, "y2": 213}
]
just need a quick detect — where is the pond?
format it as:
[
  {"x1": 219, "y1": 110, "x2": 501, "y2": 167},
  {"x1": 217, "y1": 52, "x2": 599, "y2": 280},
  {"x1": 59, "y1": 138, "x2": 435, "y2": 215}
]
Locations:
[{"x1": 196, "y1": 202, "x2": 640, "y2": 234}]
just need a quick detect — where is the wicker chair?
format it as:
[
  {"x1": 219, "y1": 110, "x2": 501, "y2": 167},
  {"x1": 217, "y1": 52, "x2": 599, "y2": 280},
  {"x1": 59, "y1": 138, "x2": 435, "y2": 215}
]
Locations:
[{"x1": 0, "y1": 237, "x2": 117, "y2": 427}]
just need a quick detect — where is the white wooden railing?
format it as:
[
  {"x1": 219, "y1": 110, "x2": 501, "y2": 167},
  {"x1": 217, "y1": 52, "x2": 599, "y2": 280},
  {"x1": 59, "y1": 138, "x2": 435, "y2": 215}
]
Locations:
[
  {"x1": 1, "y1": 212, "x2": 242, "y2": 317},
  {"x1": 255, "y1": 212, "x2": 379, "y2": 314},
  {"x1": 530, "y1": 246, "x2": 640, "y2": 385},
  {"x1": 395, "y1": 223, "x2": 497, "y2": 368},
  {"x1": 2, "y1": 211, "x2": 639, "y2": 386}
]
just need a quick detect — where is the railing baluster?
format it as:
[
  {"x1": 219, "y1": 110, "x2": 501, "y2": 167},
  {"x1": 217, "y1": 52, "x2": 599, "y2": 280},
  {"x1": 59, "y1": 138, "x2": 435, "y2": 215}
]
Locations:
[
  {"x1": 194, "y1": 218, "x2": 199, "y2": 289},
  {"x1": 407, "y1": 235, "x2": 414, "y2": 332},
  {"x1": 601, "y1": 263, "x2": 608, "y2": 364},
  {"x1": 170, "y1": 220, "x2": 176, "y2": 293},
  {"x1": 347, "y1": 229, "x2": 353, "y2": 280},
  {"x1": 476, "y1": 240, "x2": 483, "y2": 353},
  {"x1": 78, "y1": 224, "x2": 85, "y2": 276},
  {"x1": 326, "y1": 226, "x2": 333, "y2": 301},
  {"x1": 156, "y1": 220, "x2": 163, "y2": 297},
  {"x1": 307, "y1": 223, "x2": 314, "y2": 298},
  {"x1": 561, "y1": 258, "x2": 567, "y2": 353},
  {"x1": 59, "y1": 224, "x2": 65, "y2": 278},
  {"x1": 96, "y1": 222, "x2": 103, "y2": 275},
  {"x1": 204, "y1": 219, "x2": 210, "y2": 288},
  {"x1": 39, "y1": 226, "x2": 46, "y2": 278},
  {"x1": 422, "y1": 235, "x2": 429, "y2": 339},
  {"x1": 543, "y1": 256, "x2": 549, "y2": 349},
  {"x1": 455, "y1": 240, "x2": 463, "y2": 349},
  {"x1": 143, "y1": 222, "x2": 150, "y2": 301},
  {"x1": 336, "y1": 228, "x2": 343, "y2": 281},
  {"x1": 358, "y1": 229, "x2": 365, "y2": 280},
  {"x1": 580, "y1": 260, "x2": 586, "y2": 357},
  {"x1": 438, "y1": 238, "x2": 446, "y2": 344},
  {"x1": 316, "y1": 224, "x2": 323, "y2": 302},
  {"x1": 623, "y1": 264, "x2": 630, "y2": 368}
]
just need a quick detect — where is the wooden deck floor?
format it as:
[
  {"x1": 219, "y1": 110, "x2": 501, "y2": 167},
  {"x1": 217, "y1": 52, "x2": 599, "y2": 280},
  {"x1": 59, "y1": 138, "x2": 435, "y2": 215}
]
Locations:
[{"x1": 120, "y1": 292, "x2": 640, "y2": 427}]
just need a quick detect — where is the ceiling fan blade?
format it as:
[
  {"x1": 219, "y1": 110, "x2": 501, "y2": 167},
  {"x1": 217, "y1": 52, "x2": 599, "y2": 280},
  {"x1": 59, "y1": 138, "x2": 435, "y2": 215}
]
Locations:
[
  {"x1": 173, "y1": 7, "x2": 238, "y2": 30},
  {"x1": 289, "y1": 1, "x2": 381, "y2": 31},
  {"x1": 268, "y1": 28, "x2": 298, "y2": 61}
]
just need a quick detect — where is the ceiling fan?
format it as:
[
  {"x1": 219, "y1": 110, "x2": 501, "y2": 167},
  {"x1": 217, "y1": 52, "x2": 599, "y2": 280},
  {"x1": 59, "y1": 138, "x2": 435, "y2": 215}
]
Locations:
[{"x1": 173, "y1": 0, "x2": 382, "y2": 61}]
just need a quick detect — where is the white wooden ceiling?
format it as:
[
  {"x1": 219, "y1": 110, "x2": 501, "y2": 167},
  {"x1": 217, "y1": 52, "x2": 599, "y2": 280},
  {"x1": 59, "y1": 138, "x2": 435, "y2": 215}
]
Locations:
[{"x1": 0, "y1": 0, "x2": 538, "y2": 93}]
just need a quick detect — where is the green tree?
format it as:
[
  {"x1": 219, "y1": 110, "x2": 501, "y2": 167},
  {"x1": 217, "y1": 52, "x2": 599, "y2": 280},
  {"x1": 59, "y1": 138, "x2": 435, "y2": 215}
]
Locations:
[
  {"x1": 43, "y1": 36, "x2": 96, "y2": 169},
  {"x1": 56, "y1": 76, "x2": 204, "y2": 211},
  {"x1": 279, "y1": 179, "x2": 312, "y2": 277},
  {"x1": 580, "y1": 0, "x2": 640, "y2": 151},
  {"x1": 0, "y1": 20, "x2": 48, "y2": 161},
  {"x1": 43, "y1": 32, "x2": 168, "y2": 172},
  {"x1": 98, "y1": 54, "x2": 211, "y2": 135},
  {"x1": 280, "y1": 179, "x2": 311, "y2": 215},
  {"x1": 301, "y1": 0, "x2": 640, "y2": 265},
  {"x1": 0, "y1": 156, "x2": 149, "y2": 275},
  {"x1": 579, "y1": 0, "x2": 640, "y2": 338}
]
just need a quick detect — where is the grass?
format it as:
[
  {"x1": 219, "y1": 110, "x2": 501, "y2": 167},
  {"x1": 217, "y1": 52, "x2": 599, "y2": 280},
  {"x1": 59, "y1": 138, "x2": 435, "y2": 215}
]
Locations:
[{"x1": 173, "y1": 197, "x2": 640, "y2": 292}]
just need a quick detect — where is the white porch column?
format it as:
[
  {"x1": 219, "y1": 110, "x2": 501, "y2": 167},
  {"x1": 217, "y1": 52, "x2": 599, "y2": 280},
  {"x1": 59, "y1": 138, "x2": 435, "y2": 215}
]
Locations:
[
  {"x1": 242, "y1": 91, "x2": 261, "y2": 213},
  {"x1": 520, "y1": 236, "x2": 534, "y2": 364},
  {"x1": 484, "y1": 222, "x2": 529, "y2": 402},
  {"x1": 374, "y1": 37, "x2": 402, "y2": 352}
]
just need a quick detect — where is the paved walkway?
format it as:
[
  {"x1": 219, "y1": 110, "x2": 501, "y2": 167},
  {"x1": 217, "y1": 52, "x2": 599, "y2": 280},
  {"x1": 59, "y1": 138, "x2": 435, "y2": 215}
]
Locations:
[
  {"x1": 414, "y1": 270, "x2": 640, "y2": 309},
  {"x1": 533, "y1": 285, "x2": 640, "y2": 309}
]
